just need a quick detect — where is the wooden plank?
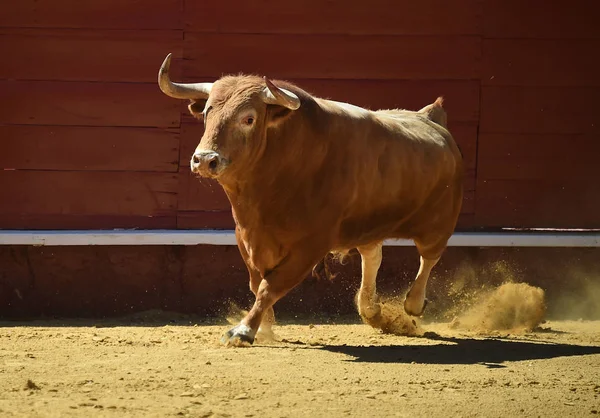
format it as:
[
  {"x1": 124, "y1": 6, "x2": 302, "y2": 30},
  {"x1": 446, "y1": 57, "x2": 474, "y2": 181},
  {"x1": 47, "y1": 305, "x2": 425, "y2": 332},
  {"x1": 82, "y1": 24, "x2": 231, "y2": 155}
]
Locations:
[
  {"x1": 483, "y1": 39, "x2": 600, "y2": 86},
  {"x1": 480, "y1": 86, "x2": 600, "y2": 134},
  {"x1": 0, "y1": 81, "x2": 180, "y2": 127},
  {"x1": 0, "y1": 214, "x2": 176, "y2": 230},
  {"x1": 484, "y1": 0, "x2": 600, "y2": 39},
  {"x1": 185, "y1": 0, "x2": 483, "y2": 35},
  {"x1": 0, "y1": 29, "x2": 182, "y2": 82},
  {"x1": 0, "y1": 0, "x2": 183, "y2": 30},
  {"x1": 0, "y1": 126, "x2": 179, "y2": 172},
  {"x1": 177, "y1": 211, "x2": 235, "y2": 229},
  {"x1": 184, "y1": 34, "x2": 481, "y2": 80},
  {"x1": 0, "y1": 171, "x2": 178, "y2": 229},
  {"x1": 478, "y1": 133, "x2": 600, "y2": 180},
  {"x1": 475, "y1": 179, "x2": 600, "y2": 228}
]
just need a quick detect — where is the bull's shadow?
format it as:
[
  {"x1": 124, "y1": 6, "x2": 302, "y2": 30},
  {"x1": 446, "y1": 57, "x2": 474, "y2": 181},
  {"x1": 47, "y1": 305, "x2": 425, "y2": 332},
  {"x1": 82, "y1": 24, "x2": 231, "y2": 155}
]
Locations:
[{"x1": 315, "y1": 335, "x2": 600, "y2": 366}]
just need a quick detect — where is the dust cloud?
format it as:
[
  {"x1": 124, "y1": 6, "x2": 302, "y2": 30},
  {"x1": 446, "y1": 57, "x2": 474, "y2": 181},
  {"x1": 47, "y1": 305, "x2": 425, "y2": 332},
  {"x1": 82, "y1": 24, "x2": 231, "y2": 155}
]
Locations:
[
  {"x1": 448, "y1": 282, "x2": 546, "y2": 333},
  {"x1": 224, "y1": 301, "x2": 248, "y2": 326},
  {"x1": 428, "y1": 260, "x2": 546, "y2": 333}
]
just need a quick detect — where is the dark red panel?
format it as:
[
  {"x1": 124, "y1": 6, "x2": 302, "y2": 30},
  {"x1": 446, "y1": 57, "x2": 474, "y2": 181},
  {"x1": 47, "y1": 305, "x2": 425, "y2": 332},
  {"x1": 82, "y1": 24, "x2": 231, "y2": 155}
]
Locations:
[
  {"x1": 478, "y1": 133, "x2": 600, "y2": 180},
  {"x1": 482, "y1": 39, "x2": 600, "y2": 86},
  {"x1": 0, "y1": 126, "x2": 179, "y2": 172},
  {"x1": 480, "y1": 86, "x2": 600, "y2": 134},
  {"x1": 461, "y1": 190, "x2": 475, "y2": 215},
  {"x1": 0, "y1": 0, "x2": 183, "y2": 29},
  {"x1": 456, "y1": 213, "x2": 476, "y2": 229},
  {"x1": 0, "y1": 29, "x2": 182, "y2": 82},
  {"x1": 184, "y1": 34, "x2": 481, "y2": 80},
  {"x1": 449, "y1": 122, "x2": 478, "y2": 171},
  {"x1": 178, "y1": 122, "x2": 203, "y2": 165},
  {"x1": 178, "y1": 168, "x2": 230, "y2": 211},
  {"x1": 185, "y1": 0, "x2": 482, "y2": 35},
  {"x1": 0, "y1": 81, "x2": 180, "y2": 127},
  {"x1": 475, "y1": 179, "x2": 600, "y2": 228},
  {"x1": 0, "y1": 171, "x2": 178, "y2": 229},
  {"x1": 177, "y1": 211, "x2": 235, "y2": 229},
  {"x1": 484, "y1": 0, "x2": 600, "y2": 39}
]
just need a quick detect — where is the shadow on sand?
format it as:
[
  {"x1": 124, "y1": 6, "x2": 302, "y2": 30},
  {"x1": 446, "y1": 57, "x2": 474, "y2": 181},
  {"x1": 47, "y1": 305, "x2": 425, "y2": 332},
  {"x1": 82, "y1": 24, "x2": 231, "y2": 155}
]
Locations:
[{"x1": 315, "y1": 334, "x2": 600, "y2": 366}]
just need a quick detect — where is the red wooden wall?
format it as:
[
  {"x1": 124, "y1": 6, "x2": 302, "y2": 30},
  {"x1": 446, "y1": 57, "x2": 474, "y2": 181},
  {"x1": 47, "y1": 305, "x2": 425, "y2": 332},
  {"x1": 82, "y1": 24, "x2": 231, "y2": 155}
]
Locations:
[{"x1": 1, "y1": 0, "x2": 599, "y2": 230}]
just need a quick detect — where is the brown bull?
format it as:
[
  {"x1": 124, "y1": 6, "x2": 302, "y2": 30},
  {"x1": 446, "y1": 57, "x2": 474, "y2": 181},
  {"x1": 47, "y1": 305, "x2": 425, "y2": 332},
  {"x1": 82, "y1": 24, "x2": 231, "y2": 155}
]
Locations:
[{"x1": 158, "y1": 54, "x2": 464, "y2": 346}]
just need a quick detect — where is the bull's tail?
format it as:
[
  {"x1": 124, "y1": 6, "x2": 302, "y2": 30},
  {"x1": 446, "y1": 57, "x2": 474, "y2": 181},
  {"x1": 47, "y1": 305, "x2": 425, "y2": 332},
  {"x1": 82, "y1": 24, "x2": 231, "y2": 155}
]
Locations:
[{"x1": 418, "y1": 96, "x2": 447, "y2": 128}]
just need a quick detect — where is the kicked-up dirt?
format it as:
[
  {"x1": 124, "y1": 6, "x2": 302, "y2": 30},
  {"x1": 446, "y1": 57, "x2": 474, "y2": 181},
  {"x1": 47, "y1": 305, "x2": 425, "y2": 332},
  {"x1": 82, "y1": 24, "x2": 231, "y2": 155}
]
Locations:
[{"x1": 1, "y1": 310, "x2": 599, "y2": 418}]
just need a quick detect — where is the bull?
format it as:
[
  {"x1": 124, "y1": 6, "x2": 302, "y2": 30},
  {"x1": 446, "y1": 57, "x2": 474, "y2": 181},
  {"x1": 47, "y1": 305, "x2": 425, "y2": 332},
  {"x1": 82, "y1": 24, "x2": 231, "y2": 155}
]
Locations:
[{"x1": 157, "y1": 53, "x2": 464, "y2": 347}]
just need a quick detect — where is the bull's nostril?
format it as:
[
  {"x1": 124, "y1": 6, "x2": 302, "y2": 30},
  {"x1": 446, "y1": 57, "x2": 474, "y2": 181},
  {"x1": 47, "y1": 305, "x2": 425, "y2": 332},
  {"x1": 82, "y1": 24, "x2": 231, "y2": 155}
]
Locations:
[
  {"x1": 192, "y1": 154, "x2": 201, "y2": 164},
  {"x1": 208, "y1": 158, "x2": 218, "y2": 171}
]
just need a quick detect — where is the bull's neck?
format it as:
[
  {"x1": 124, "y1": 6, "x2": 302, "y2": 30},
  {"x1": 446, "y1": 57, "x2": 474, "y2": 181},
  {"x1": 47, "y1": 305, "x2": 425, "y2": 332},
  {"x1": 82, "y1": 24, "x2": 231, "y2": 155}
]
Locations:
[{"x1": 219, "y1": 98, "x2": 371, "y2": 229}]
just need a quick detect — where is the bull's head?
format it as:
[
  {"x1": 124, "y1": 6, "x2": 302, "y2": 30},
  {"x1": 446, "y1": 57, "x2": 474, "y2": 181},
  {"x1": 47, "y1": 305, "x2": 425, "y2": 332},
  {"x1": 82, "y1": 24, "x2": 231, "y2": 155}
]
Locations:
[{"x1": 158, "y1": 53, "x2": 301, "y2": 181}]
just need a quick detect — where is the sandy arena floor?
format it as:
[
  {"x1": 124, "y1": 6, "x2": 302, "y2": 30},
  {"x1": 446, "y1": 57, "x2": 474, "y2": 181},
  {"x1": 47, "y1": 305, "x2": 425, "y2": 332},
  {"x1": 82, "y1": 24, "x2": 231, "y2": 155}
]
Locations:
[{"x1": 1, "y1": 312, "x2": 599, "y2": 418}]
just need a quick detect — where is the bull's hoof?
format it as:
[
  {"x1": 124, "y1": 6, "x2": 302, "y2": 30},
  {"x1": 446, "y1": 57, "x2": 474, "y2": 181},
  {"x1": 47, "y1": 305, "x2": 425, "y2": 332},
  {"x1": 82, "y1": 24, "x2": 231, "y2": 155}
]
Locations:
[
  {"x1": 220, "y1": 323, "x2": 256, "y2": 347},
  {"x1": 404, "y1": 296, "x2": 429, "y2": 317},
  {"x1": 359, "y1": 303, "x2": 382, "y2": 321},
  {"x1": 357, "y1": 300, "x2": 384, "y2": 329}
]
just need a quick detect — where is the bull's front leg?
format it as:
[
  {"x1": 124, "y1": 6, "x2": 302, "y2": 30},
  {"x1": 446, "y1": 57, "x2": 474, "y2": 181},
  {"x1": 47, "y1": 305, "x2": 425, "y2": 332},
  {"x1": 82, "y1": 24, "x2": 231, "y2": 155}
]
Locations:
[
  {"x1": 235, "y1": 231, "x2": 276, "y2": 342},
  {"x1": 221, "y1": 244, "x2": 327, "y2": 347},
  {"x1": 356, "y1": 242, "x2": 383, "y2": 325}
]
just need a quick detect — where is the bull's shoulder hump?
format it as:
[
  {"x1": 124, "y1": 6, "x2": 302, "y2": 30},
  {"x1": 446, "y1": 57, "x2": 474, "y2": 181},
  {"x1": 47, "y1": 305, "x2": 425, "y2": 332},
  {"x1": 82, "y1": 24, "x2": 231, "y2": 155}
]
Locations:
[{"x1": 318, "y1": 98, "x2": 372, "y2": 118}]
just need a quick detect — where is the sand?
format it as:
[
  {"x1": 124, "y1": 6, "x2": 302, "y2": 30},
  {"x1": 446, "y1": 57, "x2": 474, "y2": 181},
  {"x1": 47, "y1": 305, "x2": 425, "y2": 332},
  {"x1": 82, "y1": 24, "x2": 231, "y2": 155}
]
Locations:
[{"x1": 1, "y1": 311, "x2": 599, "y2": 418}]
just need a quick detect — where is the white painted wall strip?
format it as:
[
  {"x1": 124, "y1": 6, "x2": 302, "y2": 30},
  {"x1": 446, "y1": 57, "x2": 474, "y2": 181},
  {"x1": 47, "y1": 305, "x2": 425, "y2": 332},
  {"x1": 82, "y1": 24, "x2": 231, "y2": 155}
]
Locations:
[{"x1": 0, "y1": 230, "x2": 599, "y2": 247}]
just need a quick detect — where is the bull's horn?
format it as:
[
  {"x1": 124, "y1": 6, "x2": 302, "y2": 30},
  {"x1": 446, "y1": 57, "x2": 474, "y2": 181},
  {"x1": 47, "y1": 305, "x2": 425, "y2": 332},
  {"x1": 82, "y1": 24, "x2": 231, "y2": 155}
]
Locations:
[
  {"x1": 158, "y1": 53, "x2": 213, "y2": 99},
  {"x1": 262, "y1": 77, "x2": 301, "y2": 110}
]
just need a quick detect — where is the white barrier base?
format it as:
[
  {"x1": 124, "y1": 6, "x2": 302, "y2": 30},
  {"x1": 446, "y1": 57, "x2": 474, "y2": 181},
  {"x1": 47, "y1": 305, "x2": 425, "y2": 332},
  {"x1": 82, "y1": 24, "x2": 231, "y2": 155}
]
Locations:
[{"x1": 0, "y1": 230, "x2": 599, "y2": 247}]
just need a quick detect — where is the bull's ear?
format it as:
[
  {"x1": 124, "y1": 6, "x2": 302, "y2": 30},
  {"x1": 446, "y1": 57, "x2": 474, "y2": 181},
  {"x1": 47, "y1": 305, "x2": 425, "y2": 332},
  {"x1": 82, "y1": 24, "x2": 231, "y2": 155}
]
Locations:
[
  {"x1": 266, "y1": 104, "x2": 294, "y2": 128},
  {"x1": 187, "y1": 99, "x2": 208, "y2": 119}
]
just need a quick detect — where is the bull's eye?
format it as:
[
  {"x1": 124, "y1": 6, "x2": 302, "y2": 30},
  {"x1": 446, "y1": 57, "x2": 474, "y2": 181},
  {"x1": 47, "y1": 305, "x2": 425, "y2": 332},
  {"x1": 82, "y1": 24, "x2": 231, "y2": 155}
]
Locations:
[{"x1": 243, "y1": 116, "x2": 254, "y2": 126}]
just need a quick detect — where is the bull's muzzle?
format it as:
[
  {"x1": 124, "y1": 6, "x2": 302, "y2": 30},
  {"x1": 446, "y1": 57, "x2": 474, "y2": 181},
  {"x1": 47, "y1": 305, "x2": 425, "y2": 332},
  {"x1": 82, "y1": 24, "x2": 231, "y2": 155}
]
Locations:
[{"x1": 190, "y1": 151, "x2": 226, "y2": 177}]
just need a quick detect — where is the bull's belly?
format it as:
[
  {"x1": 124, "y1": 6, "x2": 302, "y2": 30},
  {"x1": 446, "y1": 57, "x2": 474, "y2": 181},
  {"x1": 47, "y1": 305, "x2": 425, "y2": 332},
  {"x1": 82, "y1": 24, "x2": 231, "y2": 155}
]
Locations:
[{"x1": 333, "y1": 185, "x2": 461, "y2": 251}]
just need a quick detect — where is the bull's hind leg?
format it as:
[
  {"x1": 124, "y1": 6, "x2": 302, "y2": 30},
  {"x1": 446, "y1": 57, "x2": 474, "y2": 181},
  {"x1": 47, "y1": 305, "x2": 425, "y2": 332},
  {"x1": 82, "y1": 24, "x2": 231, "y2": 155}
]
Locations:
[
  {"x1": 404, "y1": 235, "x2": 447, "y2": 316},
  {"x1": 356, "y1": 242, "x2": 383, "y2": 325},
  {"x1": 403, "y1": 256, "x2": 439, "y2": 316}
]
